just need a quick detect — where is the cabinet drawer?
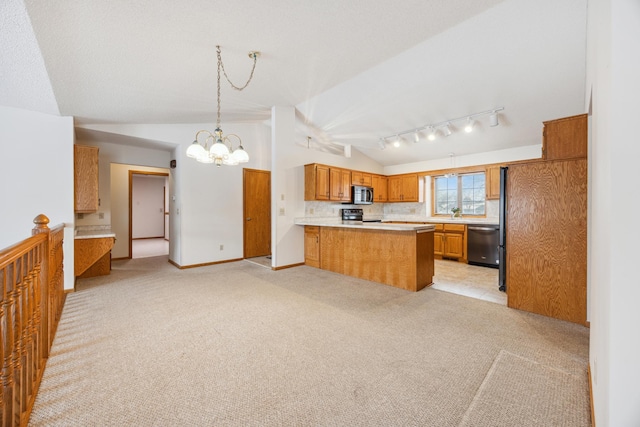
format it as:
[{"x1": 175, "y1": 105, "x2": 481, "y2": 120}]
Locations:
[
  {"x1": 444, "y1": 224, "x2": 466, "y2": 232},
  {"x1": 433, "y1": 223, "x2": 444, "y2": 231},
  {"x1": 305, "y1": 226, "x2": 320, "y2": 233}
]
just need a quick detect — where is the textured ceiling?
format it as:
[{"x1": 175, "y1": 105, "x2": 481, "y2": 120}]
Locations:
[{"x1": 2, "y1": 0, "x2": 588, "y2": 166}]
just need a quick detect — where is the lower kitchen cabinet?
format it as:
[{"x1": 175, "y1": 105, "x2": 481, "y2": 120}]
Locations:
[
  {"x1": 304, "y1": 226, "x2": 320, "y2": 268},
  {"x1": 433, "y1": 223, "x2": 467, "y2": 262}
]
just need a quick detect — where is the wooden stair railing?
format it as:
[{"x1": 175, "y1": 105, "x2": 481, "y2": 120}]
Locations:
[{"x1": 1, "y1": 214, "x2": 66, "y2": 427}]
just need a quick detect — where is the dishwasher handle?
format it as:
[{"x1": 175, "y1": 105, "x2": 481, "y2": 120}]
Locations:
[{"x1": 468, "y1": 226, "x2": 498, "y2": 231}]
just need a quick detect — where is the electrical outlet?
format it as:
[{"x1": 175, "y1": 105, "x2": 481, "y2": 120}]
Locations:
[
  {"x1": 98, "y1": 212, "x2": 104, "y2": 219},
  {"x1": 410, "y1": 209, "x2": 416, "y2": 214},
  {"x1": 309, "y1": 208, "x2": 314, "y2": 215},
  {"x1": 279, "y1": 207, "x2": 285, "y2": 216},
  {"x1": 219, "y1": 244, "x2": 224, "y2": 250}
]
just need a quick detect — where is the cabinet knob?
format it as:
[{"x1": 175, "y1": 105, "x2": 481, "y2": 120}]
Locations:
[{"x1": 246, "y1": 217, "x2": 252, "y2": 221}]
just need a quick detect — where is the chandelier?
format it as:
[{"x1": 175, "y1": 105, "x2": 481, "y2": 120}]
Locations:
[{"x1": 186, "y1": 45, "x2": 260, "y2": 166}]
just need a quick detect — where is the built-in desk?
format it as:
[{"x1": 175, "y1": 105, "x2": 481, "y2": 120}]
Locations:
[{"x1": 75, "y1": 227, "x2": 116, "y2": 279}]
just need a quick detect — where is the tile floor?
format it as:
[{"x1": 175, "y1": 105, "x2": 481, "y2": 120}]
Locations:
[{"x1": 432, "y1": 259, "x2": 505, "y2": 305}]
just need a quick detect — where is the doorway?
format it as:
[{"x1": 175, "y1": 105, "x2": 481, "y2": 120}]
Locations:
[
  {"x1": 243, "y1": 169, "x2": 271, "y2": 261},
  {"x1": 129, "y1": 171, "x2": 169, "y2": 259}
]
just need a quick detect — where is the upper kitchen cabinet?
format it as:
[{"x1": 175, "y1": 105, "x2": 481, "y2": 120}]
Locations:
[
  {"x1": 74, "y1": 145, "x2": 99, "y2": 213},
  {"x1": 486, "y1": 165, "x2": 501, "y2": 200},
  {"x1": 371, "y1": 175, "x2": 388, "y2": 202},
  {"x1": 330, "y1": 167, "x2": 351, "y2": 202},
  {"x1": 304, "y1": 164, "x2": 350, "y2": 202},
  {"x1": 542, "y1": 114, "x2": 587, "y2": 161},
  {"x1": 388, "y1": 173, "x2": 418, "y2": 202},
  {"x1": 305, "y1": 164, "x2": 330, "y2": 201},
  {"x1": 351, "y1": 171, "x2": 372, "y2": 186}
]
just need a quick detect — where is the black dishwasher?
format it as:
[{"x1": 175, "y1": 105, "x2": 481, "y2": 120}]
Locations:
[{"x1": 467, "y1": 224, "x2": 499, "y2": 268}]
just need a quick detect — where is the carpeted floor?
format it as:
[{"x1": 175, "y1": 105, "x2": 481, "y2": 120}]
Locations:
[{"x1": 29, "y1": 257, "x2": 590, "y2": 426}]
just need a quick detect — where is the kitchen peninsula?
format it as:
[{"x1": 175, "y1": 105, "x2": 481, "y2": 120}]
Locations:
[{"x1": 295, "y1": 219, "x2": 435, "y2": 292}]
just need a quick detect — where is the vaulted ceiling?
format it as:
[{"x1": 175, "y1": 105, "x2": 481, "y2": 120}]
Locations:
[{"x1": 1, "y1": 0, "x2": 588, "y2": 166}]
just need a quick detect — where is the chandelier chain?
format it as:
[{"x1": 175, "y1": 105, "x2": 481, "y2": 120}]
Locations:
[{"x1": 216, "y1": 45, "x2": 258, "y2": 92}]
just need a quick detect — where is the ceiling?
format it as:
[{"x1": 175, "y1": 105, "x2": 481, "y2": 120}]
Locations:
[{"x1": 1, "y1": 0, "x2": 588, "y2": 166}]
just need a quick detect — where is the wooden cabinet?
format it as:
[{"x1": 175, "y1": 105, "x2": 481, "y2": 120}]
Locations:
[
  {"x1": 506, "y1": 158, "x2": 587, "y2": 325},
  {"x1": 542, "y1": 114, "x2": 587, "y2": 160},
  {"x1": 304, "y1": 226, "x2": 320, "y2": 268},
  {"x1": 351, "y1": 171, "x2": 372, "y2": 186},
  {"x1": 330, "y1": 168, "x2": 351, "y2": 202},
  {"x1": 486, "y1": 165, "x2": 501, "y2": 200},
  {"x1": 371, "y1": 175, "x2": 388, "y2": 202},
  {"x1": 388, "y1": 173, "x2": 419, "y2": 202},
  {"x1": 433, "y1": 223, "x2": 466, "y2": 261},
  {"x1": 304, "y1": 164, "x2": 350, "y2": 202},
  {"x1": 74, "y1": 145, "x2": 99, "y2": 213},
  {"x1": 304, "y1": 164, "x2": 330, "y2": 200}
]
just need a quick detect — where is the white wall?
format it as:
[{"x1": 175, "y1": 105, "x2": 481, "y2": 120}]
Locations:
[
  {"x1": 170, "y1": 123, "x2": 271, "y2": 267},
  {"x1": 270, "y1": 106, "x2": 385, "y2": 268},
  {"x1": 383, "y1": 144, "x2": 542, "y2": 175},
  {"x1": 132, "y1": 174, "x2": 165, "y2": 238},
  {"x1": 587, "y1": 0, "x2": 640, "y2": 425},
  {"x1": 0, "y1": 106, "x2": 75, "y2": 290}
]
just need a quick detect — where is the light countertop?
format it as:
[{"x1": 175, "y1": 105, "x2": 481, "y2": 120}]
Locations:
[
  {"x1": 294, "y1": 218, "x2": 435, "y2": 232},
  {"x1": 74, "y1": 225, "x2": 116, "y2": 239}
]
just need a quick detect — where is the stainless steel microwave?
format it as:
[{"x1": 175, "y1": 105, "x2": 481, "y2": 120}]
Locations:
[{"x1": 351, "y1": 185, "x2": 374, "y2": 205}]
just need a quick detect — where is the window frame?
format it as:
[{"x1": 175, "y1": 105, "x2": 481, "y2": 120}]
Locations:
[{"x1": 431, "y1": 171, "x2": 487, "y2": 218}]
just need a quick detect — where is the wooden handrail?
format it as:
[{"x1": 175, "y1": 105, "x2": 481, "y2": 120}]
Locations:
[{"x1": 1, "y1": 214, "x2": 66, "y2": 427}]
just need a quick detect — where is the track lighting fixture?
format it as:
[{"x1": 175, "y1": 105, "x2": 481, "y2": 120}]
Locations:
[
  {"x1": 378, "y1": 139, "x2": 386, "y2": 150},
  {"x1": 464, "y1": 118, "x2": 474, "y2": 133},
  {"x1": 379, "y1": 107, "x2": 504, "y2": 146},
  {"x1": 427, "y1": 127, "x2": 436, "y2": 141},
  {"x1": 489, "y1": 111, "x2": 499, "y2": 127}
]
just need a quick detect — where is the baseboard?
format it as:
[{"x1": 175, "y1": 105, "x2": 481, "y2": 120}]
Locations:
[
  {"x1": 168, "y1": 258, "x2": 243, "y2": 269},
  {"x1": 273, "y1": 262, "x2": 305, "y2": 271},
  {"x1": 132, "y1": 236, "x2": 165, "y2": 240},
  {"x1": 111, "y1": 256, "x2": 130, "y2": 261},
  {"x1": 588, "y1": 365, "x2": 596, "y2": 427}
]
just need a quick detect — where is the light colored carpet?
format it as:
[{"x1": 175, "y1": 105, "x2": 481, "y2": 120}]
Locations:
[
  {"x1": 29, "y1": 257, "x2": 590, "y2": 426},
  {"x1": 460, "y1": 350, "x2": 590, "y2": 426}
]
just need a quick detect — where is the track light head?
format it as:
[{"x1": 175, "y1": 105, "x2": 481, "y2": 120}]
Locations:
[
  {"x1": 442, "y1": 123, "x2": 452, "y2": 137},
  {"x1": 489, "y1": 112, "x2": 499, "y2": 127},
  {"x1": 464, "y1": 118, "x2": 474, "y2": 133},
  {"x1": 413, "y1": 131, "x2": 420, "y2": 143},
  {"x1": 427, "y1": 126, "x2": 436, "y2": 141}
]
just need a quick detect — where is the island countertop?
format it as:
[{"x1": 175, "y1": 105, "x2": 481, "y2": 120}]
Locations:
[{"x1": 294, "y1": 218, "x2": 435, "y2": 232}]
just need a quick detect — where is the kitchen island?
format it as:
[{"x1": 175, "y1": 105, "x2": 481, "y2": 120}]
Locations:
[{"x1": 295, "y1": 219, "x2": 435, "y2": 292}]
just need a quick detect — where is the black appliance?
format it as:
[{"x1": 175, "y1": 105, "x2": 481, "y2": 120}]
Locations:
[
  {"x1": 467, "y1": 224, "x2": 500, "y2": 268},
  {"x1": 498, "y1": 166, "x2": 508, "y2": 292},
  {"x1": 351, "y1": 185, "x2": 374, "y2": 205},
  {"x1": 341, "y1": 208, "x2": 363, "y2": 222}
]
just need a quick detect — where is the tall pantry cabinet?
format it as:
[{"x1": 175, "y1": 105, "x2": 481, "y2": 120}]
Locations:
[{"x1": 506, "y1": 114, "x2": 588, "y2": 325}]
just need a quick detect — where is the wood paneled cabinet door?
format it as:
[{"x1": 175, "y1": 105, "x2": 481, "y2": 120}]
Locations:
[
  {"x1": 542, "y1": 113, "x2": 587, "y2": 161},
  {"x1": 304, "y1": 226, "x2": 320, "y2": 268},
  {"x1": 388, "y1": 174, "x2": 418, "y2": 202},
  {"x1": 351, "y1": 171, "x2": 372, "y2": 186},
  {"x1": 371, "y1": 175, "x2": 388, "y2": 202},
  {"x1": 486, "y1": 166, "x2": 501, "y2": 200},
  {"x1": 443, "y1": 232, "x2": 464, "y2": 259},
  {"x1": 434, "y1": 232, "x2": 444, "y2": 256},
  {"x1": 304, "y1": 164, "x2": 331, "y2": 201},
  {"x1": 74, "y1": 145, "x2": 99, "y2": 213},
  {"x1": 330, "y1": 168, "x2": 351, "y2": 202}
]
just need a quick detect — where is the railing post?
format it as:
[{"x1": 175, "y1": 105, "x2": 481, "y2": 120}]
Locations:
[{"x1": 32, "y1": 215, "x2": 50, "y2": 363}]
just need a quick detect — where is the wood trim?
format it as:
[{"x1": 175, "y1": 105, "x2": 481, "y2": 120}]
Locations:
[
  {"x1": 128, "y1": 170, "x2": 169, "y2": 260},
  {"x1": 168, "y1": 258, "x2": 243, "y2": 269},
  {"x1": 588, "y1": 365, "x2": 596, "y2": 427},
  {"x1": 273, "y1": 262, "x2": 305, "y2": 270}
]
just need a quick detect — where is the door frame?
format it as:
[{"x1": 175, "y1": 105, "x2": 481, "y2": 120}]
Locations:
[{"x1": 128, "y1": 170, "x2": 169, "y2": 259}]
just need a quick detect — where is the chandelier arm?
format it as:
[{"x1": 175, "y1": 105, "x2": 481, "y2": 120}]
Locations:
[{"x1": 216, "y1": 45, "x2": 258, "y2": 91}]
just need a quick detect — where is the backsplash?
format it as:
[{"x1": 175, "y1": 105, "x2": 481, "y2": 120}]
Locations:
[{"x1": 303, "y1": 199, "x2": 499, "y2": 221}]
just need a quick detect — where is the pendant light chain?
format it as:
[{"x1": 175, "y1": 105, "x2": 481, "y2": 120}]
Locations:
[{"x1": 216, "y1": 45, "x2": 258, "y2": 92}]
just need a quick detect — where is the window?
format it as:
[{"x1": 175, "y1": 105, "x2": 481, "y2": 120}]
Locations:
[{"x1": 434, "y1": 172, "x2": 485, "y2": 215}]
